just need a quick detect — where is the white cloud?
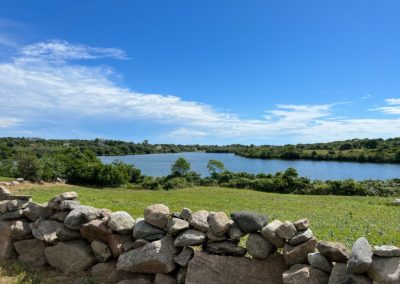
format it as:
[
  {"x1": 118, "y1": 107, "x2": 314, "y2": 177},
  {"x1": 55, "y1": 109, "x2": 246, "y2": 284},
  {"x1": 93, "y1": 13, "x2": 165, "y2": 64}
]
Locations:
[
  {"x1": 0, "y1": 117, "x2": 21, "y2": 128},
  {"x1": 1, "y1": 39, "x2": 400, "y2": 143},
  {"x1": 372, "y1": 98, "x2": 400, "y2": 115}
]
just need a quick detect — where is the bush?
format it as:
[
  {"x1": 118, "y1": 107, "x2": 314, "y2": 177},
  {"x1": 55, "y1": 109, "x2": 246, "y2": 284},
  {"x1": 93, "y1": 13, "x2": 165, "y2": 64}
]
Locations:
[{"x1": 16, "y1": 154, "x2": 40, "y2": 181}]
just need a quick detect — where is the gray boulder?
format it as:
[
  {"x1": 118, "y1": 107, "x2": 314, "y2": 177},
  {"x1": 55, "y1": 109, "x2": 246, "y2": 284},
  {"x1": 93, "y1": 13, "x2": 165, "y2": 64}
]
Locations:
[
  {"x1": 209, "y1": 212, "x2": 230, "y2": 236},
  {"x1": 0, "y1": 186, "x2": 12, "y2": 200},
  {"x1": 246, "y1": 233, "x2": 275, "y2": 259},
  {"x1": 308, "y1": 252, "x2": 333, "y2": 273},
  {"x1": 44, "y1": 240, "x2": 96, "y2": 273},
  {"x1": 91, "y1": 240, "x2": 112, "y2": 262},
  {"x1": 154, "y1": 274, "x2": 177, "y2": 284},
  {"x1": 108, "y1": 211, "x2": 135, "y2": 234},
  {"x1": 0, "y1": 200, "x2": 8, "y2": 213},
  {"x1": 144, "y1": 204, "x2": 170, "y2": 229},
  {"x1": 117, "y1": 236, "x2": 178, "y2": 273},
  {"x1": 348, "y1": 237, "x2": 372, "y2": 274},
  {"x1": 283, "y1": 237, "x2": 317, "y2": 266},
  {"x1": 230, "y1": 211, "x2": 268, "y2": 234},
  {"x1": 175, "y1": 247, "x2": 194, "y2": 266},
  {"x1": 23, "y1": 202, "x2": 52, "y2": 221},
  {"x1": 7, "y1": 198, "x2": 30, "y2": 211},
  {"x1": 293, "y1": 219, "x2": 310, "y2": 231},
  {"x1": 167, "y1": 218, "x2": 189, "y2": 235},
  {"x1": 204, "y1": 241, "x2": 247, "y2": 256},
  {"x1": 373, "y1": 245, "x2": 400, "y2": 257},
  {"x1": 367, "y1": 256, "x2": 400, "y2": 284},
  {"x1": 0, "y1": 209, "x2": 23, "y2": 220},
  {"x1": 180, "y1": 208, "x2": 192, "y2": 221},
  {"x1": 56, "y1": 226, "x2": 82, "y2": 241},
  {"x1": 228, "y1": 222, "x2": 245, "y2": 240},
  {"x1": 60, "y1": 200, "x2": 81, "y2": 210},
  {"x1": 174, "y1": 229, "x2": 206, "y2": 247},
  {"x1": 80, "y1": 219, "x2": 112, "y2": 243},
  {"x1": 189, "y1": 210, "x2": 209, "y2": 232},
  {"x1": 282, "y1": 264, "x2": 329, "y2": 284},
  {"x1": 261, "y1": 220, "x2": 285, "y2": 248},
  {"x1": 64, "y1": 205, "x2": 100, "y2": 230},
  {"x1": 108, "y1": 234, "x2": 133, "y2": 257},
  {"x1": 317, "y1": 241, "x2": 349, "y2": 263},
  {"x1": 13, "y1": 239, "x2": 47, "y2": 267},
  {"x1": 10, "y1": 220, "x2": 32, "y2": 240},
  {"x1": 289, "y1": 228, "x2": 313, "y2": 245},
  {"x1": 31, "y1": 219, "x2": 64, "y2": 243},
  {"x1": 206, "y1": 229, "x2": 228, "y2": 242},
  {"x1": 328, "y1": 263, "x2": 372, "y2": 284},
  {"x1": 276, "y1": 221, "x2": 297, "y2": 240},
  {"x1": 132, "y1": 218, "x2": 166, "y2": 241},
  {"x1": 50, "y1": 211, "x2": 69, "y2": 222}
]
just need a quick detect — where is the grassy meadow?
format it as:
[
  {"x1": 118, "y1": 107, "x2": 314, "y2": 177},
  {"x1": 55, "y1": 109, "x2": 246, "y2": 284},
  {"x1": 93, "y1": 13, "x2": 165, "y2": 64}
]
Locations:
[{"x1": 12, "y1": 183, "x2": 400, "y2": 248}]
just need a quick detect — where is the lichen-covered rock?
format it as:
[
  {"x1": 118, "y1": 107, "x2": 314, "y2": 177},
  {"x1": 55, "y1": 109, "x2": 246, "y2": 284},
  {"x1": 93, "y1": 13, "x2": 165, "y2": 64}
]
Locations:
[
  {"x1": 44, "y1": 240, "x2": 96, "y2": 273},
  {"x1": 175, "y1": 247, "x2": 194, "y2": 267},
  {"x1": 13, "y1": 239, "x2": 47, "y2": 267},
  {"x1": 276, "y1": 221, "x2": 297, "y2": 240},
  {"x1": 91, "y1": 240, "x2": 112, "y2": 262},
  {"x1": 108, "y1": 234, "x2": 133, "y2": 257},
  {"x1": 60, "y1": 200, "x2": 81, "y2": 210},
  {"x1": 209, "y1": 212, "x2": 230, "y2": 236},
  {"x1": 167, "y1": 218, "x2": 189, "y2": 235},
  {"x1": 293, "y1": 219, "x2": 310, "y2": 231},
  {"x1": 80, "y1": 219, "x2": 112, "y2": 242},
  {"x1": 283, "y1": 237, "x2": 317, "y2": 266},
  {"x1": 367, "y1": 256, "x2": 400, "y2": 284},
  {"x1": 230, "y1": 211, "x2": 268, "y2": 234},
  {"x1": 261, "y1": 220, "x2": 285, "y2": 248},
  {"x1": 64, "y1": 205, "x2": 100, "y2": 230},
  {"x1": 188, "y1": 210, "x2": 209, "y2": 232},
  {"x1": 108, "y1": 211, "x2": 135, "y2": 234},
  {"x1": 282, "y1": 264, "x2": 329, "y2": 284},
  {"x1": 186, "y1": 251, "x2": 287, "y2": 284},
  {"x1": 317, "y1": 241, "x2": 349, "y2": 263},
  {"x1": 348, "y1": 237, "x2": 372, "y2": 274},
  {"x1": 373, "y1": 245, "x2": 400, "y2": 257},
  {"x1": 144, "y1": 204, "x2": 170, "y2": 229},
  {"x1": 132, "y1": 218, "x2": 166, "y2": 241},
  {"x1": 174, "y1": 229, "x2": 206, "y2": 247},
  {"x1": 31, "y1": 219, "x2": 64, "y2": 243},
  {"x1": 289, "y1": 228, "x2": 313, "y2": 245},
  {"x1": 246, "y1": 233, "x2": 275, "y2": 259},
  {"x1": 307, "y1": 252, "x2": 333, "y2": 273},
  {"x1": 328, "y1": 263, "x2": 372, "y2": 284},
  {"x1": 204, "y1": 241, "x2": 247, "y2": 256},
  {"x1": 117, "y1": 236, "x2": 178, "y2": 274}
]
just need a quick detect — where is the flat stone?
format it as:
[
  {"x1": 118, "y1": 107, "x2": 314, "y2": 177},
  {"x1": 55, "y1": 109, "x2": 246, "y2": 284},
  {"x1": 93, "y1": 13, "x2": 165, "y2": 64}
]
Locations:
[
  {"x1": 80, "y1": 219, "x2": 112, "y2": 243},
  {"x1": 56, "y1": 226, "x2": 82, "y2": 241},
  {"x1": 246, "y1": 233, "x2": 275, "y2": 259},
  {"x1": 0, "y1": 209, "x2": 23, "y2": 220},
  {"x1": 328, "y1": 263, "x2": 372, "y2": 284},
  {"x1": 117, "y1": 236, "x2": 178, "y2": 274},
  {"x1": 228, "y1": 222, "x2": 245, "y2": 240},
  {"x1": 91, "y1": 240, "x2": 112, "y2": 262},
  {"x1": 261, "y1": 220, "x2": 285, "y2": 248},
  {"x1": 108, "y1": 211, "x2": 135, "y2": 234},
  {"x1": 276, "y1": 221, "x2": 297, "y2": 240},
  {"x1": 108, "y1": 234, "x2": 132, "y2": 257},
  {"x1": 317, "y1": 241, "x2": 349, "y2": 263},
  {"x1": 64, "y1": 205, "x2": 100, "y2": 230},
  {"x1": 13, "y1": 239, "x2": 47, "y2": 267},
  {"x1": 132, "y1": 218, "x2": 166, "y2": 241},
  {"x1": 204, "y1": 241, "x2": 247, "y2": 256},
  {"x1": 283, "y1": 264, "x2": 329, "y2": 284},
  {"x1": 293, "y1": 219, "x2": 310, "y2": 231},
  {"x1": 186, "y1": 251, "x2": 287, "y2": 284},
  {"x1": 367, "y1": 256, "x2": 400, "y2": 284},
  {"x1": 174, "y1": 229, "x2": 206, "y2": 247},
  {"x1": 7, "y1": 198, "x2": 30, "y2": 211},
  {"x1": 230, "y1": 211, "x2": 268, "y2": 234},
  {"x1": 209, "y1": 212, "x2": 230, "y2": 236},
  {"x1": 348, "y1": 237, "x2": 372, "y2": 274},
  {"x1": 144, "y1": 204, "x2": 170, "y2": 229},
  {"x1": 31, "y1": 219, "x2": 64, "y2": 243},
  {"x1": 44, "y1": 240, "x2": 96, "y2": 273},
  {"x1": 180, "y1": 208, "x2": 192, "y2": 221},
  {"x1": 60, "y1": 200, "x2": 81, "y2": 210},
  {"x1": 189, "y1": 210, "x2": 209, "y2": 232},
  {"x1": 175, "y1": 247, "x2": 194, "y2": 266},
  {"x1": 154, "y1": 274, "x2": 177, "y2": 284},
  {"x1": 283, "y1": 237, "x2": 317, "y2": 266},
  {"x1": 23, "y1": 202, "x2": 52, "y2": 221},
  {"x1": 289, "y1": 228, "x2": 313, "y2": 245},
  {"x1": 308, "y1": 252, "x2": 333, "y2": 273},
  {"x1": 56, "y1": 191, "x2": 78, "y2": 201},
  {"x1": 167, "y1": 218, "x2": 189, "y2": 235},
  {"x1": 373, "y1": 245, "x2": 400, "y2": 257}
]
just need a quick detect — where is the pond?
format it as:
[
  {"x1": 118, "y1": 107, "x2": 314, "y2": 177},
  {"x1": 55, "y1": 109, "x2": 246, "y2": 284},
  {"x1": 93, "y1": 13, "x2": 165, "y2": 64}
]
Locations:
[{"x1": 99, "y1": 152, "x2": 400, "y2": 180}]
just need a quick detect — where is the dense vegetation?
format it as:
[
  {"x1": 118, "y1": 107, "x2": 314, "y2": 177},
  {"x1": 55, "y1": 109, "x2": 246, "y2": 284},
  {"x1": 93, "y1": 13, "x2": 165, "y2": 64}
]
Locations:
[{"x1": 1, "y1": 137, "x2": 400, "y2": 163}]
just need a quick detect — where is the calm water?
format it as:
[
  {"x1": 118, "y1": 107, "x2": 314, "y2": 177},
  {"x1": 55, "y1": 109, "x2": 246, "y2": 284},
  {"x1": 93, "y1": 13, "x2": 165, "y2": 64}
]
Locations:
[{"x1": 99, "y1": 152, "x2": 400, "y2": 180}]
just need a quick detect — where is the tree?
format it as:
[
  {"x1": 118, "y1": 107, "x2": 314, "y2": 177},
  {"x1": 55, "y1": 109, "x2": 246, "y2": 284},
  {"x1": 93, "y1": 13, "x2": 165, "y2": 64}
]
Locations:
[
  {"x1": 16, "y1": 154, "x2": 40, "y2": 181},
  {"x1": 207, "y1": 159, "x2": 226, "y2": 177},
  {"x1": 171, "y1": 158, "x2": 191, "y2": 177}
]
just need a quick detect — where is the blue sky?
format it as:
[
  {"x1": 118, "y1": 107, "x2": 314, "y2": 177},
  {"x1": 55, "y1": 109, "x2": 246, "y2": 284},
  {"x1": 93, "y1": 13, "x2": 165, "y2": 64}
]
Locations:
[{"x1": 0, "y1": 1, "x2": 400, "y2": 145}]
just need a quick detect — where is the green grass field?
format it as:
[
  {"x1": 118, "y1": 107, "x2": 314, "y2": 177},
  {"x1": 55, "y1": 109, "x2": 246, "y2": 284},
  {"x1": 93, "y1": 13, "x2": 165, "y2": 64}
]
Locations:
[
  {"x1": 14, "y1": 184, "x2": 400, "y2": 247},
  {"x1": 0, "y1": 177, "x2": 14, "y2": 182}
]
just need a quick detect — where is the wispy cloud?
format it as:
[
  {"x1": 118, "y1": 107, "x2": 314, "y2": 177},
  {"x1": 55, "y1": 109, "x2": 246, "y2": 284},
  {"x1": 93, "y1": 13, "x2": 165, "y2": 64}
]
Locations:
[
  {"x1": 0, "y1": 39, "x2": 400, "y2": 143},
  {"x1": 372, "y1": 98, "x2": 400, "y2": 115},
  {"x1": 0, "y1": 117, "x2": 21, "y2": 128}
]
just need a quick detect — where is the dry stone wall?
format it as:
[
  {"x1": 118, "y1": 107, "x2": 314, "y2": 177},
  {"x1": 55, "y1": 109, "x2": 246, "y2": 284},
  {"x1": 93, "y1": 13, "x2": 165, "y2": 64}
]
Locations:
[{"x1": 0, "y1": 185, "x2": 399, "y2": 284}]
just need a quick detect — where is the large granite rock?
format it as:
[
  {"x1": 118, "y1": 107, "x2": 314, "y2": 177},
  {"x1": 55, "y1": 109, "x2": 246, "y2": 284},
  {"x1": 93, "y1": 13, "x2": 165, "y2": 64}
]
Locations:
[
  {"x1": 144, "y1": 204, "x2": 170, "y2": 229},
  {"x1": 13, "y1": 239, "x2": 47, "y2": 267},
  {"x1": 230, "y1": 211, "x2": 268, "y2": 234},
  {"x1": 117, "y1": 236, "x2": 179, "y2": 274},
  {"x1": 367, "y1": 256, "x2": 400, "y2": 284},
  {"x1": 174, "y1": 229, "x2": 206, "y2": 247},
  {"x1": 283, "y1": 237, "x2": 317, "y2": 266},
  {"x1": 261, "y1": 220, "x2": 285, "y2": 248},
  {"x1": 373, "y1": 245, "x2": 400, "y2": 257},
  {"x1": 175, "y1": 247, "x2": 194, "y2": 267},
  {"x1": 208, "y1": 212, "x2": 230, "y2": 236},
  {"x1": 64, "y1": 205, "x2": 100, "y2": 230},
  {"x1": 132, "y1": 218, "x2": 166, "y2": 241},
  {"x1": 91, "y1": 240, "x2": 112, "y2": 262},
  {"x1": 108, "y1": 211, "x2": 135, "y2": 234},
  {"x1": 167, "y1": 218, "x2": 189, "y2": 235},
  {"x1": 307, "y1": 252, "x2": 333, "y2": 273},
  {"x1": 282, "y1": 264, "x2": 329, "y2": 284},
  {"x1": 289, "y1": 229, "x2": 313, "y2": 245},
  {"x1": 185, "y1": 251, "x2": 287, "y2": 284},
  {"x1": 0, "y1": 221, "x2": 15, "y2": 260},
  {"x1": 276, "y1": 221, "x2": 297, "y2": 240},
  {"x1": 328, "y1": 263, "x2": 372, "y2": 284},
  {"x1": 347, "y1": 237, "x2": 372, "y2": 274},
  {"x1": 203, "y1": 241, "x2": 247, "y2": 256},
  {"x1": 31, "y1": 219, "x2": 64, "y2": 243},
  {"x1": 228, "y1": 223, "x2": 245, "y2": 240},
  {"x1": 246, "y1": 233, "x2": 275, "y2": 259},
  {"x1": 317, "y1": 241, "x2": 349, "y2": 263},
  {"x1": 80, "y1": 219, "x2": 112, "y2": 242},
  {"x1": 23, "y1": 202, "x2": 52, "y2": 222},
  {"x1": 44, "y1": 240, "x2": 96, "y2": 273},
  {"x1": 108, "y1": 234, "x2": 133, "y2": 257},
  {"x1": 188, "y1": 210, "x2": 209, "y2": 232}
]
